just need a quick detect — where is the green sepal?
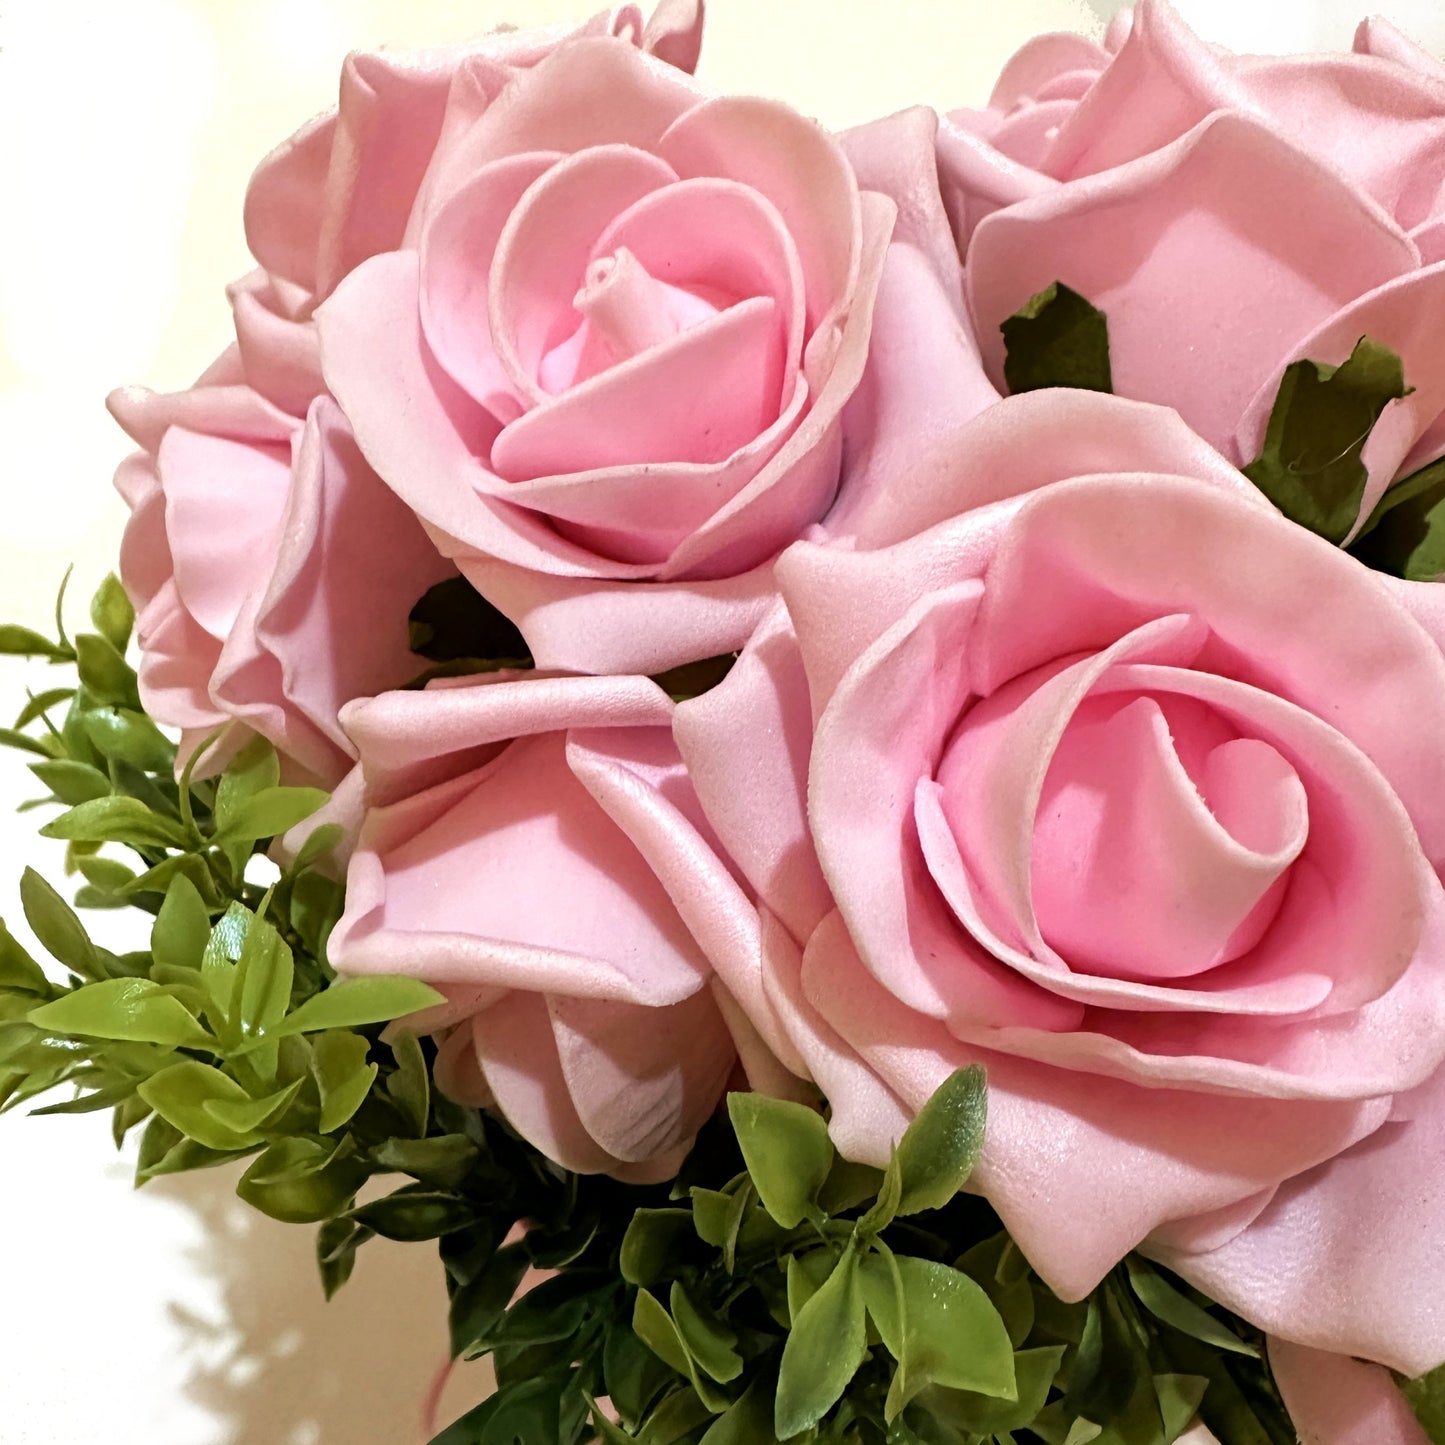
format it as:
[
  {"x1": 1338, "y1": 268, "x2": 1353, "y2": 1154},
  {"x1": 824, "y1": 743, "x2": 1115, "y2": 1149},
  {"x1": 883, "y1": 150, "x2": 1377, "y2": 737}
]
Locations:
[
  {"x1": 1001, "y1": 282, "x2": 1113, "y2": 396},
  {"x1": 1349, "y1": 453, "x2": 1445, "y2": 581},
  {"x1": 1244, "y1": 335, "x2": 1410, "y2": 545}
]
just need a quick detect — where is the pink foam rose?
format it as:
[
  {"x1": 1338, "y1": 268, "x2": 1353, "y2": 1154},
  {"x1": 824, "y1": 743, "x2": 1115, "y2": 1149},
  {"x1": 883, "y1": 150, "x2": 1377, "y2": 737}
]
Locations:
[
  {"x1": 941, "y1": 2, "x2": 1445, "y2": 544},
  {"x1": 327, "y1": 672, "x2": 748, "y2": 1181},
  {"x1": 230, "y1": 3, "x2": 703, "y2": 418},
  {"x1": 315, "y1": 33, "x2": 927, "y2": 675},
  {"x1": 110, "y1": 348, "x2": 452, "y2": 785},
  {"x1": 675, "y1": 389, "x2": 1445, "y2": 1373}
]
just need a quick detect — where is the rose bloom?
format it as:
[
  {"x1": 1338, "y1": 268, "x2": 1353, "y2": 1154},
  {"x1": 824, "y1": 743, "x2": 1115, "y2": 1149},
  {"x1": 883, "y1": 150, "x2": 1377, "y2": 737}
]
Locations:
[
  {"x1": 234, "y1": 2, "x2": 703, "y2": 417},
  {"x1": 675, "y1": 389, "x2": 1445, "y2": 1381},
  {"x1": 325, "y1": 671, "x2": 786, "y2": 1181},
  {"x1": 314, "y1": 26, "x2": 919, "y2": 674},
  {"x1": 110, "y1": 354, "x2": 451, "y2": 785},
  {"x1": 940, "y1": 1, "x2": 1445, "y2": 541}
]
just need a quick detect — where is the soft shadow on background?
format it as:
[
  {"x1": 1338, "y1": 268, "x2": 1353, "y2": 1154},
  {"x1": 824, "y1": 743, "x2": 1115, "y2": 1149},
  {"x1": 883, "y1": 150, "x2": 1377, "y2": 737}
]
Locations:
[{"x1": 4, "y1": 0, "x2": 1445, "y2": 1441}]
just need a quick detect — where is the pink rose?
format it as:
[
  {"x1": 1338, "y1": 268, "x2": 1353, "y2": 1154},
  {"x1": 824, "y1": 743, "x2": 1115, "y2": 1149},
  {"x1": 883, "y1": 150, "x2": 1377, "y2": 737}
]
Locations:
[
  {"x1": 110, "y1": 349, "x2": 452, "y2": 784},
  {"x1": 675, "y1": 390, "x2": 1445, "y2": 1373},
  {"x1": 941, "y1": 2, "x2": 1445, "y2": 540},
  {"x1": 230, "y1": 2, "x2": 703, "y2": 418},
  {"x1": 1269, "y1": 1340, "x2": 1430, "y2": 1445},
  {"x1": 316, "y1": 35, "x2": 904, "y2": 674},
  {"x1": 327, "y1": 673, "x2": 747, "y2": 1181}
]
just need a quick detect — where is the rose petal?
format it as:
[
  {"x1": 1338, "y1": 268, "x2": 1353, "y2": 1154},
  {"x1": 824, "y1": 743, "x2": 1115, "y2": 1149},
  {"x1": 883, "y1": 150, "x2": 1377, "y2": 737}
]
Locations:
[{"x1": 1268, "y1": 1339, "x2": 1432, "y2": 1445}]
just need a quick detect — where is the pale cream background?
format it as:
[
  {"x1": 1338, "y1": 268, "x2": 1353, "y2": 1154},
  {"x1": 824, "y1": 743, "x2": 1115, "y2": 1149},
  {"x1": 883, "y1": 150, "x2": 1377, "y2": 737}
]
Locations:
[{"x1": 2, "y1": 1, "x2": 1443, "y2": 1441}]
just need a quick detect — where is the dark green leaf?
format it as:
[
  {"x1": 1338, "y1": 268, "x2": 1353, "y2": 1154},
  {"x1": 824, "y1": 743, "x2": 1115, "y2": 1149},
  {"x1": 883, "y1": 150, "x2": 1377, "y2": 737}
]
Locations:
[
  {"x1": 90, "y1": 575, "x2": 135, "y2": 652},
  {"x1": 30, "y1": 759, "x2": 109, "y2": 805},
  {"x1": 370, "y1": 1134, "x2": 478, "y2": 1189},
  {"x1": 1403, "y1": 1361, "x2": 1445, "y2": 1443},
  {"x1": 1001, "y1": 282, "x2": 1113, "y2": 396},
  {"x1": 1349, "y1": 454, "x2": 1445, "y2": 581},
  {"x1": 915, "y1": 1345, "x2": 1065, "y2": 1439},
  {"x1": 894, "y1": 1064, "x2": 987, "y2": 1216},
  {"x1": 669, "y1": 1280, "x2": 741, "y2": 1384},
  {"x1": 699, "y1": 1377, "x2": 776, "y2": 1445},
  {"x1": 316, "y1": 1216, "x2": 372, "y2": 1300},
  {"x1": 776, "y1": 1244, "x2": 868, "y2": 1438},
  {"x1": 408, "y1": 576, "x2": 531, "y2": 665},
  {"x1": 1244, "y1": 336, "x2": 1409, "y2": 545},
  {"x1": 451, "y1": 1242, "x2": 530, "y2": 1358},
  {"x1": 273, "y1": 976, "x2": 445, "y2": 1036},
  {"x1": 621, "y1": 1209, "x2": 697, "y2": 1287},
  {"x1": 239, "y1": 1137, "x2": 368, "y2": 1224},
  {"x1": 386, "y1": 1027, "x2": 429, "y2": 1136},
  {"x1": 727, "y1": 1091, "x2": 833, "y2": 1229},
  {"x1": 1125, "y1": 1257, "x2": 1258, "y2": 1358},
  {"x1": 30, "y1": 978, "x2": 211, "y2": 1049},
  {"x1": 636, "y1": 1386, "x2": 713, "y2": 1445},
  {"x1": 350, "y1": 1187, "x2": 476, "y2": 1242}
]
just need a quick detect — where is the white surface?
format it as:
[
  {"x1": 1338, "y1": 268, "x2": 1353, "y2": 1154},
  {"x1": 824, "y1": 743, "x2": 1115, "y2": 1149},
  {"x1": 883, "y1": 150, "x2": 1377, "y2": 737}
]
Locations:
[{"x1": 1, "y1": 1, "x2": 1442, "y2": 1441}]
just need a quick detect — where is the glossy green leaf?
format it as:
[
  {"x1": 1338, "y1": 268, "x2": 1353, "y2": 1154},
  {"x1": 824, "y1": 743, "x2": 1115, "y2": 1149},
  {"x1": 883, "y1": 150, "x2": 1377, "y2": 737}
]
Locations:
[
  {"x1": 236, "y1": 914, "x2": 294, "y2": 1033},
  {"x1": 272, "y1": 975, "x2": 445, "y2": 1036},
  {"x1": 200, "y1": 902, "x2": 250, "y2": 1026},
  {"x1": 894, "y1": 1064, "x2": 986, "y2": 1216},
  {"x1": 238, "y1": 1136, "x2": 367, "y2": 1224},
  {"x1": 311, "y1": 1030, "x2": 376, "y2": 1133},
  {"x1": 727, "y1": 1091, "x2": 833, "y2": 1229},
  {"x1": 81, "y1": 706, "x2": 174, "y2": 772},
  {"x1": 776, "y1": 1244, "x2": 868, "y2": 1438},
  {"x1": 213, "y1": 786, "x2": 328, "y2": 845},
  {"x1": 860, "y1": 1253, "x2": 1016, "y2": 1409},
  {"x1": 40, "y1": 796, "x2": 189, "y2": 850},
  {"x1": 203, "y1": 1076, "x2": 303, "y2": 1134},
  {"x1": 699, "y1": 1377, "x2": 775, "y2": 1445},
  {"x1": 29, "y1": 978, "x2": 211, "y2": 1048},
  {"x1": 1244, "y1": 335, "x2": 1409, "y2": 545},
  {"x1": 1001, "y1": 282, "x2": 1113, "y2": 396},
  {"x1": 139, "y1": 1060, "x2": 267, "y2": 1150},
  {"x1": 152, "y1": 875, "x2": 212, "y2": 976}
]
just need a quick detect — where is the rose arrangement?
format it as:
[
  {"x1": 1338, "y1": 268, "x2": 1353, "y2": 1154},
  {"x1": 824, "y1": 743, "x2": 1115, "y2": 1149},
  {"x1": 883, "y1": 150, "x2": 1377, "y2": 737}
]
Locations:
[{"x1": 7, "y1": 3, "x2": 1445, "y2": 1442}]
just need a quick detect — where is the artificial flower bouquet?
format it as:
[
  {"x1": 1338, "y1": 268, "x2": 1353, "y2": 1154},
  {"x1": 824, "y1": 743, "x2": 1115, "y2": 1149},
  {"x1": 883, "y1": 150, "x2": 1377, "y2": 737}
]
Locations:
[{"x1": 8, "y1": 1, "x2": 1445, "y2": 1441}]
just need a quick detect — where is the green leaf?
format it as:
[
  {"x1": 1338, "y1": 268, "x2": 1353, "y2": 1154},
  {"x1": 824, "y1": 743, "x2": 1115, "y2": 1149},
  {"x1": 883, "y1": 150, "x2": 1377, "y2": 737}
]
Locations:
[
  {"x1": 20, "y1": 867, "x2": 102, "y2": 979},
  {"x1": 1403, "y1": 1361, "x2": 1445, "y2": 1443},
  {"x1": 90, "y1": 575, "x2": 135, "y2": 653},
  {"x1": 14, "y1": 687, "x2": 73, "y2": 729},
  {"x1": 214, "y1": 735, "x2": 278, "y2": 816},
  {"x1": 857, "y1": 1152, "x2": 903, "y2": 1239},
  {"x1": 0, "y1": 727, "x2": 59, "y2": 758},
  {"x1": 74, "y1": 854, "x2": 138, "y2": 897},
  {"x1": 408, "y1": 576, "x2": 532, "y2": 665},
  {"x1": 200, "y1": 902, "x2": 250, "y2": 1033},
  {"x1": 311, "y1": 1030, "x2": 376, "y2": 1133},
  {"x1": 369, "y1": 1134, "x2": 478, "y2": 1190},
  {"x1": 349, "y1": 1186, "x2": 477, "y2": 1242},
  {"x1": 74, "y1": 633, "x2": 140, "y2": 708},
  {"x1": 632, "y1": 1288, "x2": 693, "y2": 1379},
  {"x1": 316, "y1": 1216, "x2": 372, "y2": 1300},
  {"x1": 691, "y1": 1185, "x2": 747, "y2": 1272},
  {"x1": 650, "y1": 654, "x2": 737, "y2": 703},
  {"x1": 40, "y1": 796, "x2": 189, "y2": 850},
  {"x1": 1349, "y1": 453, "x2": 1445, "y2": 581},
  {"x1": 636, "y1": 1386, "x2": 713, "y2": 1445},
  {"x1": 1001, "y1": 282, "x2": 1113, "y2": 396},
  {"x1": 0, "y1": 922, "x2": 51, "y2": 996},
  {"x1": 860, "y1": 1253, "x2": 1016, "y2": 1410},
  {"x1": 449, "y1": 1241, "x2": 531, "y2": 1357},
  {"x1": 236, "y1": 914, "x2": 294, "y2": 1033},
  {"x1": 727, "y1": 1091, "x2": 833, "y2": 1229},
  {"x1": 699, "y1": 1377, "x2": 776, "y2": 1445},
  {"x1": 1243, "y1": 335, "x2": 1409, "y2": 545},
  {"x1": 669, "y1": 1280, "x2": 742, "y2": 1384},
  {"x1": 213, "y1": 786, "x2": 328, "y2": 845},
  {"x1": 238, "y1": 1136, "x2": 368, "y2": 1224},
  {"x1": 81, "y1": 706, "x2": 174, "y2": 772},
  {"x1": 273, "y1": 976, "x2": 444, "y2": 1037},
  {"x1": 203, "y1": 1076, "x2": 303, "y2": 1134},
  {"x1": 776, "y1": 1244, "x2": 869, "y2": 1438},
  {"x1": 30, "y1": 759, "x2": 110, "y2": 805},
  {"x1": 152, "y1": 875, "x2": 212, "y2": 975},
  {"x1": 1125, "y1": 1257, "x2": 1258, "y2": 1358},
  {"x1": 622, "y1": 1209, "x2": 698, "y2": 1287},
  {"x1": 30, "y1": 978, "x2": 212, "y2": 1049},
  {"x1": 0, "y1": 624, "x2": 67, "y2": 659},
  {"x1": 894, "y1": 1064, "x2": 987, "y2": 1216},
  {"x1": 139, "y1": 1060, "x2": 268, "y2": 1150},
  {"x1": 587, "y1": 1398, "x2": 636, "y2": 1445},
  {"x1": 288, "y1": 822, "x2": 344, "y2": 875},
  {"x1": 818, "y1": 1155, "x2": 886, "y2": 1216},
  {"x1": 915, "y1": 1345, "x2": 1066, "y2": 1439},
  {"x1": 386, "y1": 1027, "x2": 429, "y2": 1136}
]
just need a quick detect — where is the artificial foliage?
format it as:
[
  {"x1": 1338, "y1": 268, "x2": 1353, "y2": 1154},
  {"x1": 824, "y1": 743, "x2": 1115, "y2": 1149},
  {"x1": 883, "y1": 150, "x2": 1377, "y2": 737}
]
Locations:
[{"x1": 0, "y1": 575, "x2": 1316, "y2": 1444}]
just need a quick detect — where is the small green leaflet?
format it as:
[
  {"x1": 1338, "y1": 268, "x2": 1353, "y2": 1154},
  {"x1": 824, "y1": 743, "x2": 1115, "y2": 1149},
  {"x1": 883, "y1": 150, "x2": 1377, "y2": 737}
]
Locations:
[
  {"x1": 1244, "y1": 335, "x2": 1410, "y2": 546},
  {"x1": 726, "y1": 1092, "x2": 832, "y2": 1230},
  {"x1": 271, "y1": 975, "x2": 445, "y2": 1036},
  {"x1": 1001, "y1": 282, "x2": 1114, "y2": 396}
]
